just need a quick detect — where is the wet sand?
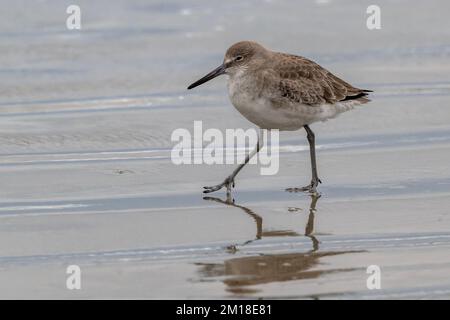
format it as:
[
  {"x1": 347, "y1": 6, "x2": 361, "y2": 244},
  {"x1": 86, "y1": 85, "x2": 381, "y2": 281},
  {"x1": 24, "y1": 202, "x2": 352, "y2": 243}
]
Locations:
[{"x1": 1, "y1": 0, "x2": 450, "y2": 299}]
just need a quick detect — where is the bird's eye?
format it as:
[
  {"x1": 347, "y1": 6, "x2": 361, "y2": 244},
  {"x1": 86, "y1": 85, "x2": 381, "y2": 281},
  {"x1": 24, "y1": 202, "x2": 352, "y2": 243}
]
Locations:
[{"x1": 235, "y1": 56, "x2": 243, "y2": 61}]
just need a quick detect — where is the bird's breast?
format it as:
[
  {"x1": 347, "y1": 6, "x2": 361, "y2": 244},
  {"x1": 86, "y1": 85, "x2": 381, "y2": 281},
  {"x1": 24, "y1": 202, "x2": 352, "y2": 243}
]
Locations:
[
  {"x1": 227, "y1": 75, "x2": 259, "y2": 117},
  {"x1": 227, "y1": 75, "x2": 301, "y2": 130}
]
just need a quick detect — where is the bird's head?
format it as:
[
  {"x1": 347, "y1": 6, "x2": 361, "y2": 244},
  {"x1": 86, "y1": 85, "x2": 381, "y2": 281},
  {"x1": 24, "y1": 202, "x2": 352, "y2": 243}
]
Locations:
[{"x1": 187, "y1": 41, "x2": 268, "y2": 90}]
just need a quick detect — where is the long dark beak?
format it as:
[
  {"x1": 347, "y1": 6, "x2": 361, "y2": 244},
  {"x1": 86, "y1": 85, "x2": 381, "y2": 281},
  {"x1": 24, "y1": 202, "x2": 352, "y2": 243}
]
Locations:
[{"x1": 187, "y1": 64, "x2": 226, "y2": 90}]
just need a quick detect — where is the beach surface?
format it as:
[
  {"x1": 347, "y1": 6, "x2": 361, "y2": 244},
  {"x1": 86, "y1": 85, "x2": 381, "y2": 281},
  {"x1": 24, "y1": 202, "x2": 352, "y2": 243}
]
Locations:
[{"x1": 1, "y1": 0, "x2": 450, "y2": 299}]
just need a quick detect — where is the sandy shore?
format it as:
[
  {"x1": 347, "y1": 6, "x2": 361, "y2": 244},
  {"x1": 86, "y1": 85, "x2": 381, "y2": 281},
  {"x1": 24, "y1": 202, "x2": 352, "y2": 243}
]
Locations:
[{"x1": 1, "y1": 0, "x2": 450, "y2": 299}]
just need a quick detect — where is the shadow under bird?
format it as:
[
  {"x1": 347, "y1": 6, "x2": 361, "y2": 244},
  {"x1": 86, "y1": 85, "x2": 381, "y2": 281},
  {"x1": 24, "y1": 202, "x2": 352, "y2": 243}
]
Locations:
[{"x1": 187, "y1": 41, "x2": 372, "y2": 195}]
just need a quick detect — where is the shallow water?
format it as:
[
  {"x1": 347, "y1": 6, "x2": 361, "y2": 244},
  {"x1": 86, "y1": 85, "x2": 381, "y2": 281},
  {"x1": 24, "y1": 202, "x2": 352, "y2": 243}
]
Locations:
[{"x1": 0, "y1": 0, "x2": 450, "y2": 299}]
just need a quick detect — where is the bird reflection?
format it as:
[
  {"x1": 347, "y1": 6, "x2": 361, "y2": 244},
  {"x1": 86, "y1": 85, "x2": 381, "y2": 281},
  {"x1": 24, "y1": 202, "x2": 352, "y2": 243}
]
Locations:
[
  {"x1": 203, "y1": 195, "x2": 264, "y2": 246},
  {"x1": 199, "y1": 194, "x2": 361, "y2": 295},
  {"x1": 203, "y1": 194, "x2": 319, "y2": 250},
  {"x1": 305, "y1": 194, "x2": 320, "y2": 252}
]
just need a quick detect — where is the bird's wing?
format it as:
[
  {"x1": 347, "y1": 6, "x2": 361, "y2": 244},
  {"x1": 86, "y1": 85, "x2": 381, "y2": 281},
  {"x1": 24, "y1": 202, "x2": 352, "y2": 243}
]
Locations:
[{"x1": 267, "y1": 53, "x2": 371, "y2": 106}]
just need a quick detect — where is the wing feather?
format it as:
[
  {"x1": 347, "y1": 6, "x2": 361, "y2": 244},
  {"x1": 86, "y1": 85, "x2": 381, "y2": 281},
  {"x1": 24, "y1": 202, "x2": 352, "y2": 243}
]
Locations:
[{"x1": 268, "y1": 53, "x2": 371, "y2": 106}]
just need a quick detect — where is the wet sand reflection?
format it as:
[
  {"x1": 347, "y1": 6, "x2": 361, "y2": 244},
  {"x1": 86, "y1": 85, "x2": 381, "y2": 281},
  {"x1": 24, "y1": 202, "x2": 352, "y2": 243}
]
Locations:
[{"x1": 199, "y1": 195, "x2": 362, "y2": 295}]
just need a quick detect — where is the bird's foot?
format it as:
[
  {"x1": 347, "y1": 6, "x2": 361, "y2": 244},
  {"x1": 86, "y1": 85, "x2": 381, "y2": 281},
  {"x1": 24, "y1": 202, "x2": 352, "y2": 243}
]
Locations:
[
  {"x1": 203, "y1": 176, "x2": 235, "y2": 195},
  {"x1": 286, "y1": 178, "x2": 321, "y2": 195}
]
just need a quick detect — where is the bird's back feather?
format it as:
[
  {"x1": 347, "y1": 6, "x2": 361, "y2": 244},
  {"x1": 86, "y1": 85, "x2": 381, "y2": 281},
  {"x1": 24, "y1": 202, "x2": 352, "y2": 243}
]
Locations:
[{"x1": 266, "y1": 53, "x2": 371, "y2": 106}]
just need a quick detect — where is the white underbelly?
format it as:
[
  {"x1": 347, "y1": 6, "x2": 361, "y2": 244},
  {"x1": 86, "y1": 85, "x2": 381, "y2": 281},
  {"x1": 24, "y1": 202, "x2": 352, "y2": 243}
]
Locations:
[
  {"x1": 229, "y1": 92, "x2": 355, "y2": 130},
  {"x1": 230, "y1": 94, "x2": 300, "y2": 130}
]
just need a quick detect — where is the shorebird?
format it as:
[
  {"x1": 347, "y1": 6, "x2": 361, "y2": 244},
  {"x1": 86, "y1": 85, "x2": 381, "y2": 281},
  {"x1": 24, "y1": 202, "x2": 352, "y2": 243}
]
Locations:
[{"x1": 188, "y1": 41, "x2": 371, "y2": 195}]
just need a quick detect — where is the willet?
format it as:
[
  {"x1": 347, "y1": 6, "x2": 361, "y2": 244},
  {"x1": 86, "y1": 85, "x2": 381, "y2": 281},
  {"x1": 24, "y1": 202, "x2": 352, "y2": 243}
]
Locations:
[{"x1": 188, "y1": 41, "x2": 371, "y2": 195}]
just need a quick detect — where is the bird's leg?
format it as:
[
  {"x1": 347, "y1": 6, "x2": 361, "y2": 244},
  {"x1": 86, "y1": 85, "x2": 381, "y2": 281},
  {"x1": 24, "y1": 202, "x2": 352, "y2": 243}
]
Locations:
[
  {"x1": 203, "y1": 130, "x2": 262, "y2": 195},
  {"x1": 286, "y1": 125, "x2": 322, "y2": 194},
  {"x1": 304, "y1": 125, "x2": 322, "y2": 191}
]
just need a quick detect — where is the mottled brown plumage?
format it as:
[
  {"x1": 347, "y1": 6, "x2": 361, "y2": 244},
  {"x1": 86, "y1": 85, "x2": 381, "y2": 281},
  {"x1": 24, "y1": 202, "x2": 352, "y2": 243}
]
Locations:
[{"x1": 272, "y1": 53, "x2": 370, "y2": 106}]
